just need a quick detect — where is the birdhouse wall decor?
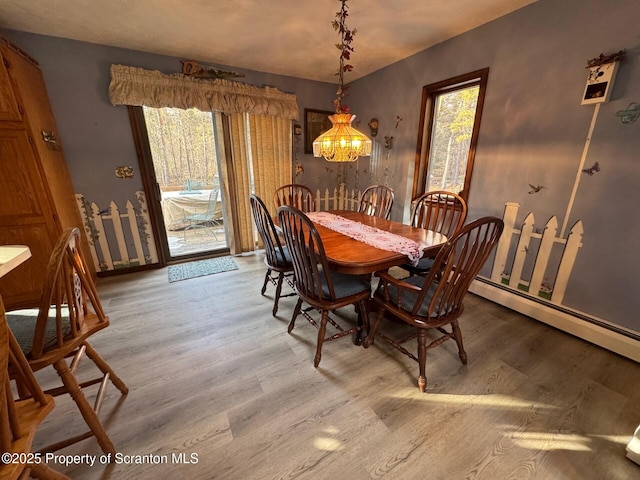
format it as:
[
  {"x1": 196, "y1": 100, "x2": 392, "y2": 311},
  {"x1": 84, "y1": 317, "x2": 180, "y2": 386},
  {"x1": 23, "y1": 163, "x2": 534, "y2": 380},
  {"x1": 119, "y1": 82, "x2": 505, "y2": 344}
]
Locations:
[{"x1": 581, "y1": 50, "x2": 625, "y2": 105}]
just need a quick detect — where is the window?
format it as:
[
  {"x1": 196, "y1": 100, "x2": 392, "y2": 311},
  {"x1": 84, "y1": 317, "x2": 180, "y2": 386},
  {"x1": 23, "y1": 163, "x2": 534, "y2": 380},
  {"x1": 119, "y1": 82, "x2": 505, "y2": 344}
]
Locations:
[{"x1": 412, "y1": 68, "x2": 489, "y2": 202}]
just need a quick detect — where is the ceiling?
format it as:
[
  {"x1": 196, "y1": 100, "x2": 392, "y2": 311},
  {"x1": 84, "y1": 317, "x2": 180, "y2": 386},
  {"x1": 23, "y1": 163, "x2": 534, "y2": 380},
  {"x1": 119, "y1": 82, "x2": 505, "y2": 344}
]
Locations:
[{"x1": 0, "y1": 0, "x2": 538, "y2": 83}]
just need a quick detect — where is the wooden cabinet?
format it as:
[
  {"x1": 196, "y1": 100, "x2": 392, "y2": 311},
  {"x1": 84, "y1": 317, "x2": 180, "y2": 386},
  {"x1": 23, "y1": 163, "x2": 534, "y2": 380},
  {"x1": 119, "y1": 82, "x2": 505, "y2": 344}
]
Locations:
[{"x1": 0, "y1": 36, "x2": 94, "y2": 309}]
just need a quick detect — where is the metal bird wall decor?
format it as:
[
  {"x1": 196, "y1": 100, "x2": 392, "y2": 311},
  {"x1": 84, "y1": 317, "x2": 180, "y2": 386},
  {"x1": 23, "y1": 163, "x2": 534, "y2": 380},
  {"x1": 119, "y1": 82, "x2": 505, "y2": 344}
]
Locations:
[{"x1": 528, "y1": 184, "x2": 545, "y2": 194}]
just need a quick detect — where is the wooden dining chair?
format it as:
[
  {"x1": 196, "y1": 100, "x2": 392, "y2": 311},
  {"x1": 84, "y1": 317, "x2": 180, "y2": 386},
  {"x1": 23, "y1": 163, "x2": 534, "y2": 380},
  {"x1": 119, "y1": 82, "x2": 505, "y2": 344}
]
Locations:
[
  {"x1": 364, "y1": 216, "x2": 504, "y2": 392},
  {"x1": 0, "y1": 295, "x2": 70, "y2": 480},
  {"x1": 5, "y1": 228, "x2": 128, "y2": 455},
  {"x1": 250, "y1": 194, "x2": 295, "y2": 316},
  {"x1": 401, "y1": 190, "x2": 468, "y2": 276},
  {"x1": 274, "y1": 184, "x2": 315, "y2": 213},
  {"x1": 357, "y1": 184, "x2": 394, "y2": 219},
  {"x1": 277, "y1": 206, "x2": 371, "y2": 367}
]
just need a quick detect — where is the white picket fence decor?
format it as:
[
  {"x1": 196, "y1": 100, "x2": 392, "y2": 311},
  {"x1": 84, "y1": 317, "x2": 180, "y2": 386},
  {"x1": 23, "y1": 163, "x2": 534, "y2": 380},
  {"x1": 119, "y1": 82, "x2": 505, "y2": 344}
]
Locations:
[
  {"x1": 76, "y1": 185, "x2": 365, "y2": 273},
  {"x1": 490, "y1": 202, "x2": 584, "y2": 304},
  {"x1": 76, "y1": 191, "x2": 158, "y2": 272},
  {"x1": 314, "y1": 184, "x2": 363, "y2": 211}
]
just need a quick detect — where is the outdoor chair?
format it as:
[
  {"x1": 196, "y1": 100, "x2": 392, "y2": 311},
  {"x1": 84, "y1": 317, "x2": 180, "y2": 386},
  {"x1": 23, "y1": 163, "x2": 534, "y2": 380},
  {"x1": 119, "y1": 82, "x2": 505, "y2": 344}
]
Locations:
[{"x1": 184, "y1": 188, "x2": 223, "y2": 240}]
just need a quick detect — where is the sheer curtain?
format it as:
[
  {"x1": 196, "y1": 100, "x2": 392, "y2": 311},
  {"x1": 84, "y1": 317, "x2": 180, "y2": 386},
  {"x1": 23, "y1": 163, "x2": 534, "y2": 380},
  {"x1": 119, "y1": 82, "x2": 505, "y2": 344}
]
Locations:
[{"x1": 109, "y1": 64, "x2": 297, "y2": 255}]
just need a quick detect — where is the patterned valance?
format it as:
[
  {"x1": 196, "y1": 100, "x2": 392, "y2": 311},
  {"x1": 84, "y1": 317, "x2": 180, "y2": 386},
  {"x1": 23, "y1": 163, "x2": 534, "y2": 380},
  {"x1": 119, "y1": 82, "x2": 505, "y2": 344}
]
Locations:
[{"x1": 108, "y1": 64, "x2": 299, "y2": 120}]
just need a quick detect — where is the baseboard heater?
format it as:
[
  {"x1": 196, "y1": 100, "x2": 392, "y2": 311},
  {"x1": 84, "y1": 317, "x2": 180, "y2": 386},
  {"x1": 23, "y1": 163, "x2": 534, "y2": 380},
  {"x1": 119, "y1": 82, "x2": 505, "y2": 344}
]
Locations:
[{"x1": 469, "y1": 277, "x2": 640, "y2": 363}]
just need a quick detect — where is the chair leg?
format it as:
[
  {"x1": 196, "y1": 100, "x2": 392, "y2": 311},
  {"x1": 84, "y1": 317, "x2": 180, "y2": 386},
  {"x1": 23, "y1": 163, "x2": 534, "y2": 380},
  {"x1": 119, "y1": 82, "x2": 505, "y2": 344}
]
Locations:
[
  {"x1": 353, "y1": 299, "x2": 369, "y2": 346},
  {"x1": 261, "y1": 269, "x2": 272, "y2": 295},
  {"x1": 206, "y1": 221, "x2": 220, "y2": 240},
  {"x1": 273, "y1": 272, "x2": 284, "y2": 316},
  {"x1": 84, "y1": 342, "x2": 129, "y2": 394},
  {"x1": 314, "y1": 310, "x2": 329, "y2": 368},
  {"x1": 451, "y1": 320, "x2": 468, "y2": 365},
  {"x1": 288, "y1": 298, "x2": 303, "y2": 333},
  {"x1": 417, "y1": 329, "x2": 427, "y2": 393},
  {"x1": 52, "y1": 358, "x2": 116, "y2": 455},
  {"x1": 363, "y1": 308, "x2": 384, "y2": 348}
]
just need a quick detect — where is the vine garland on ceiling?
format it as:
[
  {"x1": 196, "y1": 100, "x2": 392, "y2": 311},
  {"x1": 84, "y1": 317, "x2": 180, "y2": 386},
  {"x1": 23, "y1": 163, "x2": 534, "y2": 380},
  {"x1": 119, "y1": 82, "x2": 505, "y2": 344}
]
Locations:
[{"x1": 332, "y1": 0, "x2": 356, "y2": 114}]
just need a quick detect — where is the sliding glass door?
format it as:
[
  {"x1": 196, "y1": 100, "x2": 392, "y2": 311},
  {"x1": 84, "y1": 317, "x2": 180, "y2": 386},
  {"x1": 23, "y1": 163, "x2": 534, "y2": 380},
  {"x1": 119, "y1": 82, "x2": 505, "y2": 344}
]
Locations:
[{"x1": 140, "y1": 106, "x2": 229, "y2": 260}]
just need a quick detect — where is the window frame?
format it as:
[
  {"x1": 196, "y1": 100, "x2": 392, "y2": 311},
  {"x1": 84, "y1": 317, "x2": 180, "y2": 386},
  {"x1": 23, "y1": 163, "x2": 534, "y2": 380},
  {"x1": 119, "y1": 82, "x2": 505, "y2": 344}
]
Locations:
[{"x1": 412, "y1": 68, "x2": 489, "y2": 203}]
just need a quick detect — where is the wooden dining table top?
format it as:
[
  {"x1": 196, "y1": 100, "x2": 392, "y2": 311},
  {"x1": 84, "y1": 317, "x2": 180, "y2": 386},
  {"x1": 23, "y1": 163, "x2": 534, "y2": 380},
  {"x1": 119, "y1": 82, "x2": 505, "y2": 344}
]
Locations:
[
  {"x1": 0, "y1": 245, "x2": 32, "y2": 279},
  {"x1": 303, "y1": 210, "x2": 447, "y2": 275}
]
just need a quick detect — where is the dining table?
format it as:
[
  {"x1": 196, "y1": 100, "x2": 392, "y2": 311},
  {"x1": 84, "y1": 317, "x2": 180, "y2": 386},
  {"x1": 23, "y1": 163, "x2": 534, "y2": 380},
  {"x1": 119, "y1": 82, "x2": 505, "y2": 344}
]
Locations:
[
  {"x1": 301, "y1": 210, "x2": 447, "y2": 275},
  {"x1": 0, "y1": 245, "x2": 32, "y2": 279}
]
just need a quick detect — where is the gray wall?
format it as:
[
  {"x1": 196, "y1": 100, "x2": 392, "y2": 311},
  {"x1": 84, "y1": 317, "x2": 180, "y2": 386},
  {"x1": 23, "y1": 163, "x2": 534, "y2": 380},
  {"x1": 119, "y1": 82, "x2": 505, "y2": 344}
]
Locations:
[
  {"x1": 345, "y1": 0, "x2": 640, "y2": 334},
  {"x1": 2, "y1": 0, "x2": 639, "y2": 335},
  {"x1": 0, "y1": 29, "x2": 336, "y2": 207}
]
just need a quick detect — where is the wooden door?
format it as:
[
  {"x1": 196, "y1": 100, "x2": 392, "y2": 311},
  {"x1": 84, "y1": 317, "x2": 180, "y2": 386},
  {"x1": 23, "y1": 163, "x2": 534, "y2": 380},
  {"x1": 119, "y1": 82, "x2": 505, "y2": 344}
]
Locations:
[{"x1": 0, "y1": 128, "x2": 59, "y2": 308}]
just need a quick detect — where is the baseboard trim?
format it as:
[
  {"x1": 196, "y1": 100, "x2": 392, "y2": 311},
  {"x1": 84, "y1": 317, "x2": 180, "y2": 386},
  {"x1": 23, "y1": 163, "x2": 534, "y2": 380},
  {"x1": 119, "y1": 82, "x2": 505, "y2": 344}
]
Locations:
[{"x1": 469, "y1": 279, "x2": 640, "y2": 363}]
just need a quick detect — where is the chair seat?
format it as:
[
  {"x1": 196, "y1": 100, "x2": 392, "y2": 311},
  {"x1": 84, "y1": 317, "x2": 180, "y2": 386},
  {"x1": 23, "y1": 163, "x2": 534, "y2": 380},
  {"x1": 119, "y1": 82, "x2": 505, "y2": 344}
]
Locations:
[
  {"x1": 7, "y1": 307, "x2": 72, "y2": 356},
  {"x1": 378, "y1": 275, "x2": 446, "y2": 317},
  {"x1": 184, "y1": 212, "x2": 210, "y2": 222},
  {"x1": 7, "y1": 307, "x2": 108, "y2": 373},
  {"x1": 324, "y1": 271, "x2": 371, "y2": 299},
  {"x1": 273, "y1": 245, "x2": 292, "y2": 268},
  {"x1": 402, "y1": 256, "x2": 435, "y2": 273}
]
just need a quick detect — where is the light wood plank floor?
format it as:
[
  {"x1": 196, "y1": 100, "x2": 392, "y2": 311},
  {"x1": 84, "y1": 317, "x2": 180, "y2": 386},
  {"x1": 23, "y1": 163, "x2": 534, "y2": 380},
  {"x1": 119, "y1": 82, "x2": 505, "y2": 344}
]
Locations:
[{"x1": 30, "y1": 254, "x2": 640, "y2": 479}]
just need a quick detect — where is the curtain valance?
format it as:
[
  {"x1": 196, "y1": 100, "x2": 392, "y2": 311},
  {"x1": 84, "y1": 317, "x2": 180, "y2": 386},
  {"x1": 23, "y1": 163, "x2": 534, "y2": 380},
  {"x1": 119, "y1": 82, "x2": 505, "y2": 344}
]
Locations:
[{"x1": 108, "y1": 65, "x2": 299, "y2": 120}]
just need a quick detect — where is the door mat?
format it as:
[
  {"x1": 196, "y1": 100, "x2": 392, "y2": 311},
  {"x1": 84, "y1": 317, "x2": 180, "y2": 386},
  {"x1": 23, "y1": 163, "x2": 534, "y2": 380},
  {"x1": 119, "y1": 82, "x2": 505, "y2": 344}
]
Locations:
[{"x1": 168, "y1": 256, "x2": 238, "y2": 283}]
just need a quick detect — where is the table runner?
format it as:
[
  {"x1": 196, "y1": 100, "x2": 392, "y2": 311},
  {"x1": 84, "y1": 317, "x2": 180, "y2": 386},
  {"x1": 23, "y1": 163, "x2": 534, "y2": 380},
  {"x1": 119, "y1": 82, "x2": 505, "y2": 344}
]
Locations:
[{"x1": 307, "y1": 212, "x2": 424, "y2": 266}]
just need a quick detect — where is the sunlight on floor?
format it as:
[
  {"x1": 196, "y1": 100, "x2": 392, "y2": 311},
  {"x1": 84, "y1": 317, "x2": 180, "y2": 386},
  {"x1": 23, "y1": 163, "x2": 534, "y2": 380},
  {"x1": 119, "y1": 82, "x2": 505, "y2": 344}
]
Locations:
[
  {"x1": 510, "y1": 432, "x2": 592, "y2": 451},
  {"x1": 386, "y1": 390, "x2": 632, "y2": 454},
  {"x1": 389, "y1": 391, "x2": 556, "y2": 410},
  {"x1": 313, "y1": 426, "x2": 344, "y2": 452},
  {"x1": 511, "y1": 432, "x2": 630, "y2": 451}
]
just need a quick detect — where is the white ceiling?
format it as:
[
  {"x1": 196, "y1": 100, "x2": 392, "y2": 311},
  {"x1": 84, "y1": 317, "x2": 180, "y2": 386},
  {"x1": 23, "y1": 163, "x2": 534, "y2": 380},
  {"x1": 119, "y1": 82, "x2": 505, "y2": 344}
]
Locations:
[{"x1": 0, "y1": 0, "x2": 538, "y2": 83}]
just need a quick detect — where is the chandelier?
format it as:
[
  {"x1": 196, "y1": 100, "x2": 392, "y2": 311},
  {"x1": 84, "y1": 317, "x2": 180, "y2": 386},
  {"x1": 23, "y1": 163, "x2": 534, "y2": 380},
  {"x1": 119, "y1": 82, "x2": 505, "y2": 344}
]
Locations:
[{"x1": 313, "y1": 0, "x2": 372, "y2": 163}]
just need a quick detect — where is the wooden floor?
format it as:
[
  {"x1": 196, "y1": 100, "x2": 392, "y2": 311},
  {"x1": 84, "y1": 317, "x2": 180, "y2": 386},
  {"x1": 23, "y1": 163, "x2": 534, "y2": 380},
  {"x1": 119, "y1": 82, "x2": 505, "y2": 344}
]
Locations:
[{"x1": 31, "y1": 254, "x2": 640, "y2": 479}]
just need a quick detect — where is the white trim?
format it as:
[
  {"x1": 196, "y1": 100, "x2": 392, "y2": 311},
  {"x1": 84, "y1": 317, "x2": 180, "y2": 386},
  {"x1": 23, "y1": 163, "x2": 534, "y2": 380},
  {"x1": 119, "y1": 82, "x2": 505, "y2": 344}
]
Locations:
[{"x1": 469, "y1": 279, "x2": 640, "y2": 363}]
